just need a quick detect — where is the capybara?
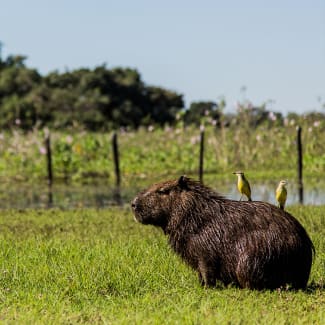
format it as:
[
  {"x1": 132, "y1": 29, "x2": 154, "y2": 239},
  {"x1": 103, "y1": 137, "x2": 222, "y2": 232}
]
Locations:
[{"x1": 131, "y1": 176, "x2": 314, "y2": 290}]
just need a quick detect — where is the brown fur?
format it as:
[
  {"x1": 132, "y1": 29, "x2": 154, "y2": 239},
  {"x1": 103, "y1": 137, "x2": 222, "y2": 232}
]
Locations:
[{"x1": 131, "y1": 176, "x2": 314, "y2": 290}]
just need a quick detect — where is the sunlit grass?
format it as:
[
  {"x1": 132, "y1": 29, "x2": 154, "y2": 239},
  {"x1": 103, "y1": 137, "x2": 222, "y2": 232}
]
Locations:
[{"x1": 0, "y1": 207, "x2": 323, "y2": 324}]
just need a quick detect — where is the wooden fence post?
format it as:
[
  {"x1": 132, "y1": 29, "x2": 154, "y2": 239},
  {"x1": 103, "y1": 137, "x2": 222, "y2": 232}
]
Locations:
[
  {"x1": 112, "y1": 132, "x2": 121, "y2": 187},
  {"x1": 199, "y1": 127, "x2": 205, "y2": 183},
  {"x1": 45, "y1": 131, "x2": 53, "y2": 187},
  {"x1": 297, "y1": 126, "x2": 303, "y2": 204}
]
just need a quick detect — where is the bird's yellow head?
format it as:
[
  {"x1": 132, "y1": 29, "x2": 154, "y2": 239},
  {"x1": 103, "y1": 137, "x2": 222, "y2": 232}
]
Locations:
[{"x1": 278, "y1": 180, "x2": 288, "y2": 187}]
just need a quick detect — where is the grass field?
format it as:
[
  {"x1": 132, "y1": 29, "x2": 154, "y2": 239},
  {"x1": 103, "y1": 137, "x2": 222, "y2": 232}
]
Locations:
[{"x1": 0, "y1": 206, "x2": 324, "y2": 324}]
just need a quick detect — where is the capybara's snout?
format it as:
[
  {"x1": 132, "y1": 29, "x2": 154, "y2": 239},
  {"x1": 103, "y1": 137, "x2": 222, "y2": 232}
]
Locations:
[
  {"x1": 131, "y1": 196, "x2": 138, "y2": 210},
  {"x1": 131, "y1": 196, "x2": 142, "y2": 223}
]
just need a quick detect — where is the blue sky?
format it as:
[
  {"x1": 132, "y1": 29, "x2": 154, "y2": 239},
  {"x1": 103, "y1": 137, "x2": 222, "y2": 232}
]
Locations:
[{"x1": 1, "y1": 0, "x2": 324, "y2": 113}]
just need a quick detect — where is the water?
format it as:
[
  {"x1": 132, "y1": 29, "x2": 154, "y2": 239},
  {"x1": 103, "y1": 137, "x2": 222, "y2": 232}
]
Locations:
[
  {"x1": 0, "y1": 183, "x2": 130, "y2": 209},
  {"x1": 0, "y1": 179, "x2": 324, "y2": 209}
]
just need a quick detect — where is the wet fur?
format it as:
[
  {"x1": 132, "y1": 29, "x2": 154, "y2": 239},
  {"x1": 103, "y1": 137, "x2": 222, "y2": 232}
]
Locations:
[{"x1": 132, "y1": 176, "x2": 314, "y2": 290}]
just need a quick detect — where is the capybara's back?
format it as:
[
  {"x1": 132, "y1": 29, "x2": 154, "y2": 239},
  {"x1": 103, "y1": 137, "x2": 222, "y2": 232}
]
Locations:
[{"x1": 132, "y1": 176, "x2": 314, "y2": 290}]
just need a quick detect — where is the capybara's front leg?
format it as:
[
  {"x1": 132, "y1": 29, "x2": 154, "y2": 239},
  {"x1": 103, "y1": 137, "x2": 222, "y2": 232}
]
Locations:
[
  {"x1": 198, "y1": 259, "x2": 217, "y2": 287},
  {"x1": 198, "y1": 271, "x2": 204, "y2": 286}
]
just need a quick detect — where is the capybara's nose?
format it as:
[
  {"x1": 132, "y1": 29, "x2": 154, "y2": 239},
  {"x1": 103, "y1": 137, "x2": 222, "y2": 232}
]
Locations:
[{"x1": 131, "y1": 197, "x2": 138, "y2": 210}]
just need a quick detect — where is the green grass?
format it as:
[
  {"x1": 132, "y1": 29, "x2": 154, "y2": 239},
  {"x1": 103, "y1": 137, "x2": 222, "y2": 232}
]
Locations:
[{"x1": 0, "y1": 206, "x2": 324, "y2": 324}]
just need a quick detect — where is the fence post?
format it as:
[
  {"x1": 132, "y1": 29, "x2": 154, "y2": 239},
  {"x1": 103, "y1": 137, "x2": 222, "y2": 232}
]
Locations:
[
  {"x1": 112, "y1": 132, "x2": 121, "y2": 187},
  {"x1": 199, "y1": 126, "x2": 205, "y2": 183},
  {"x1": 47, "y1": 186, "x2": 53, "y2": 207},
  {"x1": 296, "y1": 126, "x2": 303, "y2": 204},
  {"x1": 44, "y1": 131, "x2": 53, "y2": 187}
]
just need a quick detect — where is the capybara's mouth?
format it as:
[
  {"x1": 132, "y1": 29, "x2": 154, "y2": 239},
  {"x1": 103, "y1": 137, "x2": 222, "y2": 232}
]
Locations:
[
  {"x1": 131, "y1": 198, "x2": 143, "y2": 223},
  {"x1": 131, "y1": 208, "x2": 150, "y2": 225},
  {"x1": 131, "y1": 204, "x2": 139, "y2": 221},
  {"x1": 132, "y1": 211, "x2": 148, "y2": 224},
  {"x1": 131, "y1": 197, "x2": 138, "y2": 211}
]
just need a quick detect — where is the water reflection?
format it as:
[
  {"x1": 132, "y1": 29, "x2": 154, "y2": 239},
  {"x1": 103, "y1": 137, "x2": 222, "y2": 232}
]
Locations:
[
  {"x1": 0, "y1": 179, "x2": 324, "y2": 209},
  {"x1": 0, "y1": 183, "x2": 127, "y2": 209}
]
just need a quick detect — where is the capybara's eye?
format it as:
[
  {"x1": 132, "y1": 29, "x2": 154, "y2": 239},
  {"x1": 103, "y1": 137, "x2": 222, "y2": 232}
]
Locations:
[{"x1": 157, "y1": 188, "x2": 170, "y2": 195}]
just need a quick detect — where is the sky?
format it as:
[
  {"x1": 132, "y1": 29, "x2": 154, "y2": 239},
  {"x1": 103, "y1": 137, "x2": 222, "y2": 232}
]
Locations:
[{"x1": 1, "y1": 0, "x2": 324, "y2": 114}]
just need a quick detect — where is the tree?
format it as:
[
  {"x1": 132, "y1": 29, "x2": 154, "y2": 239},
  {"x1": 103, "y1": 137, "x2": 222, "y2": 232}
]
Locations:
[
  {"x1": 0, "y1": 51, "x2": 185, "y2": 130},
  {"x1": 184, "y1": 101, "x2": 222, "y2": 126},
  {"x1": 145, "y1": 86, "x2": 184, "y2": 126}
]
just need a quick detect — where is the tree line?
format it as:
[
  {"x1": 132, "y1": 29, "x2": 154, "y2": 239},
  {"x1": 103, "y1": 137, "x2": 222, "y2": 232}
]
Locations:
[
  {"x1": 0, "y1": 51, "x2": 324, "y2": 131},
  {"x1": 0, "y1": 54, "x2": 185, "y2": 130}
]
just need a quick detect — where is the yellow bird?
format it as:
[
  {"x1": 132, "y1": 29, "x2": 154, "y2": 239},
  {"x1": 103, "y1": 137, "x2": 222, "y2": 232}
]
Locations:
[
  {"x1": 276, "y1": 180, "x2": 287, "y2": 210},
  {"x1": 233, "y1": 171, "x2": 252, "y2": 201}
]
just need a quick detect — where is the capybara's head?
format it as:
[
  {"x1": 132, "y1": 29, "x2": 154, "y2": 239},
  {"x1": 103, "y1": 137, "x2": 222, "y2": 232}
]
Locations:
[{"x1": 131, "y1": 175, "x2": 190, "y2": 228}]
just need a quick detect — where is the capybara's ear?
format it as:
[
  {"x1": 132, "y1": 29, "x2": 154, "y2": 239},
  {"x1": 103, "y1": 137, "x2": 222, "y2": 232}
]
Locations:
[{"x1": 178, "y1": 175, "x2": 188, "y2": 189}]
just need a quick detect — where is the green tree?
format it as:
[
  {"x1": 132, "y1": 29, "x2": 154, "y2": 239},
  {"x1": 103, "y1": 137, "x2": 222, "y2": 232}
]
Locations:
[
  {"x1": 184, "y1": 101, "x2": 222, "y2": 126},
  {"x1": 0, "y1": 52, "x2": 185, "y2": 130},
  {"x1": 0, "y1": 55, "x2": 42, "y2": 128}
]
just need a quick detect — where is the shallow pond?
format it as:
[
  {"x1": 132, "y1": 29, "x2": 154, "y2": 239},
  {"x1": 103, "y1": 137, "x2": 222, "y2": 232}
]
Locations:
[{"x1": 0, "y1": 178, "x2": 324, "y2": 209}]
